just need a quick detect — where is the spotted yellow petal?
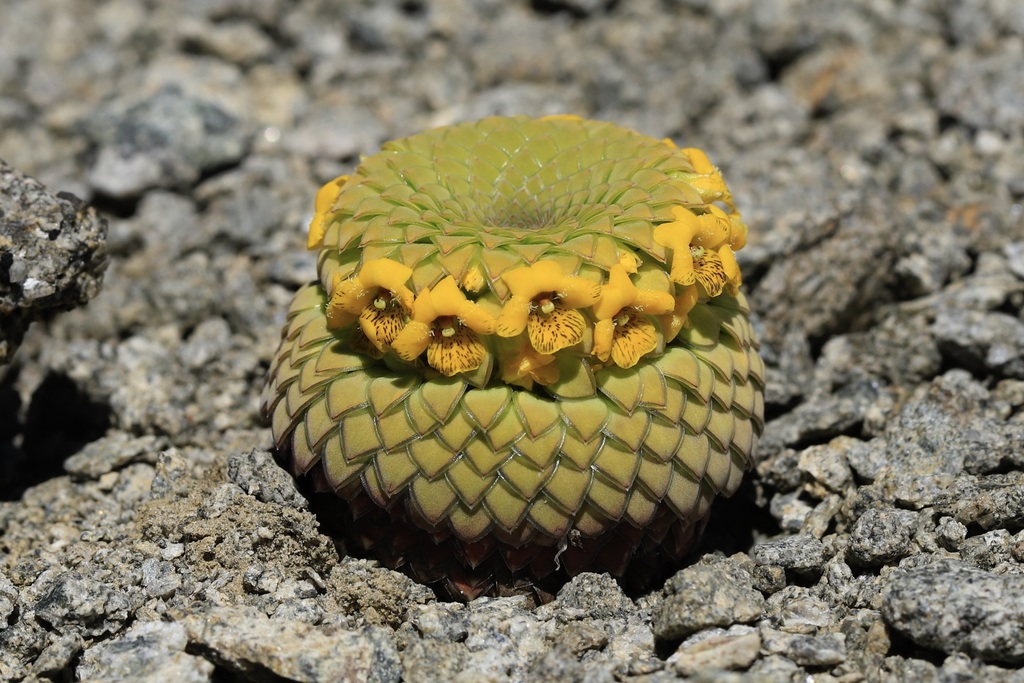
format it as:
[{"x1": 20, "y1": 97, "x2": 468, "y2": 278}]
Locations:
[
  {"x1": 331, "y1": 275, "x2": 375, "y2": 315},
  {"x1": 358, "y1": 304, "x2": 406, "y2": 351},
  {"x1": 527, "y1": 305, "x2": 586, "y2": 355},
  {"x1": 427, "y1": 324, "x2": 487, "y2": 376},
  {"x1": 610, "y1": 314, "x2": 658, "y2": 369},
  {"x1": 693, "y1": 247, "x2": 727, "y2": 298},
  {"x1": 326, "y1": 306, "x2": 357, "y2": 330}
]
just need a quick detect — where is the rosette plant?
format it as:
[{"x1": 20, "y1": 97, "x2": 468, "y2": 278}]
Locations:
[{"x1": 262, "y1": 115, "x2": 764, "y2": 600}]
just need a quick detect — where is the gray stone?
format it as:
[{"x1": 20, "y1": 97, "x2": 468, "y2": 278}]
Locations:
[
  {"x1": 401, "y1": 638, "x2": 467, "y2": 683},
  {"x1": 183, "y1": 606, "x2": 401, "y2": 683},
  {"x1": 879, "y1": 371, "x2": 1021, "y2": 478},
  {"x1": 750, "y1": 193, "x2": 899, "y2": 352},
  {"x1": 86, "y1": 85, "x2": 247, "y2": 199},
  {"x1": 763, "y1": 586, "x2": 831, "y2": 634},
  {"x1": 33, "y1": 572, "x2": 131, "y2": 638},
  {"x1": 530, "y1": 0, "x2": 613, "y2": 16},
  {"x1": 846, "y1": 508, "x2": 918, "y2": 567},
  {"x1": 959, "y1": 529, "x2": 1015, "y2": 571},
  {"x1": 0, "y1": 571, "x2": 17, "y2": 626},
  {"x1": 652, "y1": 556, "x2": 765, "y2": 641},
  {"x1": 140, "y1": 558, "x2": 180, "y2": 600},
  {"x1": 952, "y1": 473, "x2": 1024, "y2": 531},
  {"x1": 1007, "y1": 241, "x2": 1024, "y2": 281},
  {"x1": 77, "y1": 621, "x2": 213, "y2": 683},
  {"x1": 669, "y1": 626, "x2": 761, "y2": 676},
  {"x1": 936, "y1": 50, "x2": 1024, "y2": 134},
  {"x1": 751, "y1": 534, "x2": 828, "y2": 575},
  {"x1": 554, "y1": 621, "x2": 609, "y2": 656},
  {"x1": 29, "y1": 632, "x2": 83, "y2": 679},
  {"x1": 526, "y1": 645, "x2": 596, "y2": 683},
  {"x1": 548, "y1": 572, "x2": 635, "y2": 621},
  {"x1": 64, "y1": 433, "x2": 166, "y2": 479},
  {"x1": 285, "y1": 103, "x2": 386, "y2": 161},
  {"x1": 408, "y1": 602, "x2": 469, "y2": 641},
  {"x1": 0, "y1": 159, "x2": 108, "y2": 363},
  {"x1": 933, "y1": 309, "x2": 1024, "y2": 379},
  {"x1": 935, "y1": 517, "x2": 968, "y2": 551},
  {"x1": 882, "y1": 559, "x2": 1024, "y2": 664},
  {"x1": 758, "y1": 380, "x2": 886, "y2": 455},
  {"x1": 760, "y1": 628, "x2": 847, "y2": 667},
  {"x1": 797, "y1": 439, "x2": 854, "y2": 493},
  {"x1": 227, "y1": 448, "x2": 308, "y2": 510},
  {"x1": 840, "y1": 437, "x2": 889, "y2": 484}
]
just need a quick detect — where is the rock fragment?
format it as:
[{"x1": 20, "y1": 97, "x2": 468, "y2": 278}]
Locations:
[{"x1": 0, "y1": 159, "x2": 107, "y2": 363}]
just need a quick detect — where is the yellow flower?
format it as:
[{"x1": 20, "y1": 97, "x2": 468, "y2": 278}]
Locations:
[
  {"x1": 659, "y1": 283, "x2": 699, "y2": 343},
  {"x1": 726, "y1": 211, "x2": 748, "y2": 251},
  {"x1": 499, "y1": 340, "x2": 559, "y2": 390},
  {"x1": 307, "y1": 174, "x2": 349, "y2": 249},
  {"x1": 689, "y1": 245, "x2": 727, "y2": 298},
  {"x1": 654, "y1": 206, "x2": 700, "y2": 286},
  {"x1": 682, "y1": 148, "x2": 729, "y2": 199},
  {"x1": 719, "y1": 243, "x2": 742, "y2": 294},
  {"x1": 653, "y1": 205, "x2": 734, "y2": 290},
  {"x1": 392, "y1": 276, "x2": 497, "y2": 376},
  {"x1": 496, "y1": 261, "x2": 601, "y2": 355},
  {"x1": 591, "y1": 265, "x2": 675, "y2": 368},
  {"x1": 326, "y1": 259, "x2": 415, "y2": 353}
]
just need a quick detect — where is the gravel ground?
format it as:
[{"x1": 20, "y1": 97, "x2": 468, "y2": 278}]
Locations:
[{"x1": 2, "y1": 0, "x2": 1024, "y2": 681}]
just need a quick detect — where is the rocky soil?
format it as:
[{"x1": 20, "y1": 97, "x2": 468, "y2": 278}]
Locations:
[{"x1": 2, "y1": 0, "x2": 1023, "y2": 681}]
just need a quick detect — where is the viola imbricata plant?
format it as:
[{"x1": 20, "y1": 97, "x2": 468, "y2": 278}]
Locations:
[{"x1": 261, "y1": 115, "x2": 764, "y2": 600}]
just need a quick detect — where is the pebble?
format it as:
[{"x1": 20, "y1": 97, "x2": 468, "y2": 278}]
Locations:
[
  {"x1": 669, "y1": 626, "x2": 761, "y2": 676},
  {"x1": 33, "y1": 573, "x2": 131, "y2": 638},
  {"x1": 751, "y1": 534, "x2": 828, "y2": 576},
  {"x1": 882, "y1": 559, "x2": 1024, "y2": 664},
  {"x1": 183, "y1": 606, "x2": 402, "y2": 683},
  {"x1": 760, "y1": 628, "x2": 848, "y2": 667},
  {"x1": 85, "y1": 85, "x2": 247, "y2": 199},
  {"x1": 846, "y1": 508, "x2": 917, "y2": 567},
  {"x1": 652, "y1": 555, "x2": 765, "y2": 641},
  {"x1": 0, "y1": 159, "x2": 107, "y2": 363},
  {"x1": 76, "y1": 621, "x2": 213, "y2": 683}
]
